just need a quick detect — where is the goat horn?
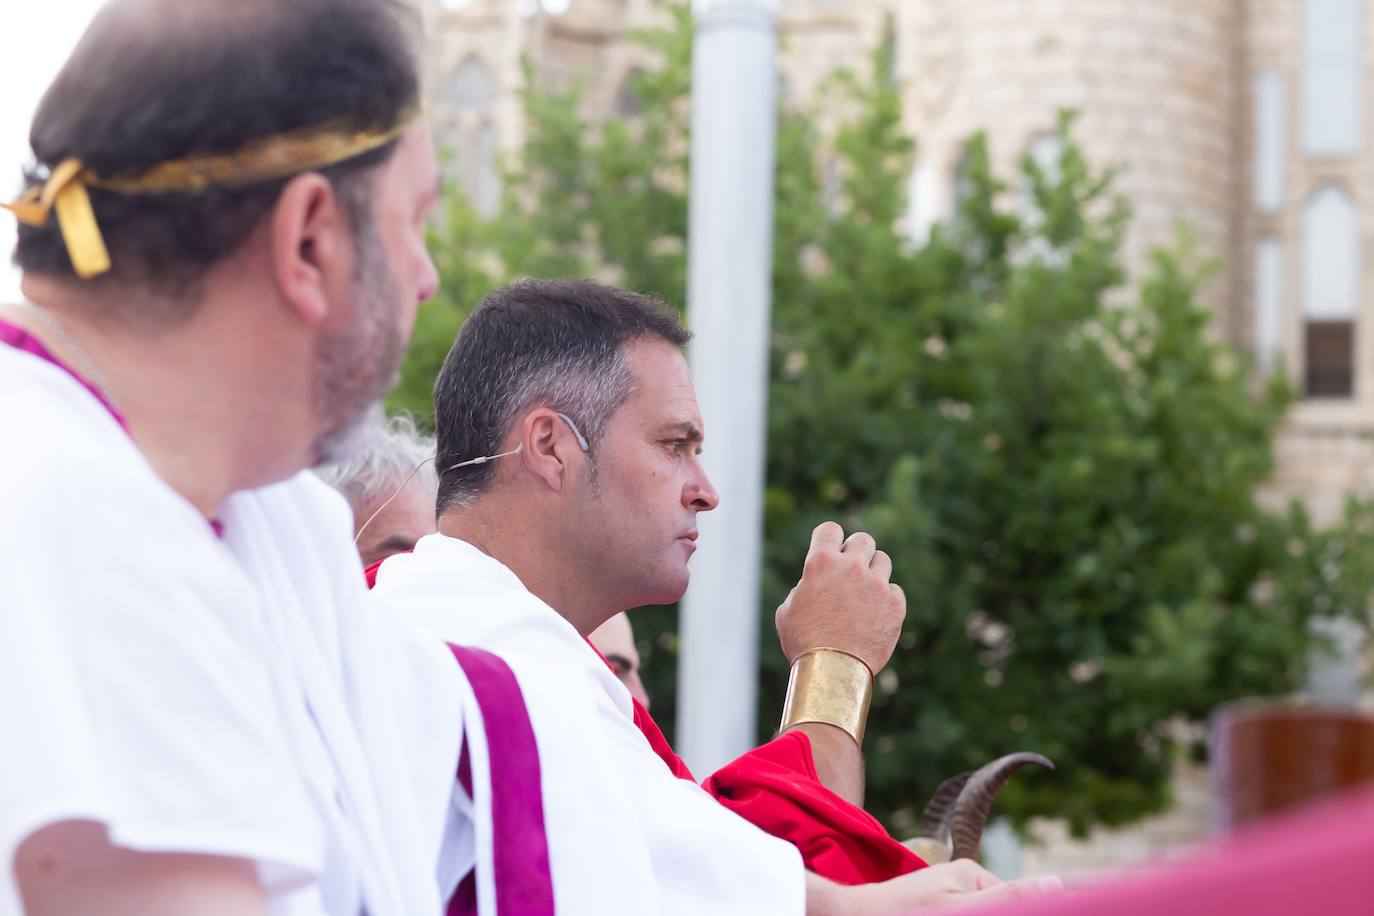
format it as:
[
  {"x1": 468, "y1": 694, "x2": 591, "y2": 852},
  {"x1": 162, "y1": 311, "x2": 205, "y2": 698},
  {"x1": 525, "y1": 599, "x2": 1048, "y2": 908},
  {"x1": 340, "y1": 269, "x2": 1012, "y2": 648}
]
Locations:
[
  {"x1": 908, "y1": 770, "x2": 972, "y2": 864},
  {"x1": 948, "y1": 752, "x2": 1053, "y2": 861}
]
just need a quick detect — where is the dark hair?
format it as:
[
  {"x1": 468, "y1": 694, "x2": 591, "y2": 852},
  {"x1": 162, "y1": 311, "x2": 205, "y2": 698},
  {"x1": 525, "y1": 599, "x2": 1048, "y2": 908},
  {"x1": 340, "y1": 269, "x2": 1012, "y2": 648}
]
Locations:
[
  {"x1": 434, "y1": 278, "x2": 691, "y2": 513},
  {"x1": 12, "y1": 0, "x2": 419, "y2": 314}
]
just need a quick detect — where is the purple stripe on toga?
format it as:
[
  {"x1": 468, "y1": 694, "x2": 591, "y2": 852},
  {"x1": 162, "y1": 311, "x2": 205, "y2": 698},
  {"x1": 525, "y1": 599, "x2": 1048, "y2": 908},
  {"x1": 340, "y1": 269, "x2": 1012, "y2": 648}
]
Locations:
[{"x1": 446, "y1": 644, "x2": 555, "y2": 916}]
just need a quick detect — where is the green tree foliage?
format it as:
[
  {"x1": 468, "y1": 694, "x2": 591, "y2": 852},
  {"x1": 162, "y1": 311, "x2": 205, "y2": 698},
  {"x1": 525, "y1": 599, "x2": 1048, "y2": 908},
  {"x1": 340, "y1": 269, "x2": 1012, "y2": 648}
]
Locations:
[{"x1": 393, "y1": 4, "x2": 1374, "y2": 835}]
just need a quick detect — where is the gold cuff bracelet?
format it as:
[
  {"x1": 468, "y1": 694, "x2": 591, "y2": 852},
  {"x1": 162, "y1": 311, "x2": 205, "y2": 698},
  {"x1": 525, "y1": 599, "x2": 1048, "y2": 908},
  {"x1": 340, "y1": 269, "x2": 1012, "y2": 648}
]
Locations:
[{"x1": 779, "y1": 647, "x2": 874, "y2": 747}]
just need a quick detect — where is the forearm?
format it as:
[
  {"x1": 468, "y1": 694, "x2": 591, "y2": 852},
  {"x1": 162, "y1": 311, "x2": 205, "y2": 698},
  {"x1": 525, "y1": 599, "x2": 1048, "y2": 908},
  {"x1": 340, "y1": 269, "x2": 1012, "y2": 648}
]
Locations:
[
  {"x1": 805, "y1": 872, "x2": 854, "y2": 916},
  {"x1": 802, "y1": 873, "x2": 840, "y2": 911},
  {"x1": 804, "y1": 871, "x2": 885, "y2": 916},
  {"x1": 16, "y1": 821, "x2": 269, "y2": 916},
  {"x1": 788, "y1": 720, "x2": 865, "y2": 807},
  {"x1": 807, "y1": 858, "x2": 1063, "y2": 913}
]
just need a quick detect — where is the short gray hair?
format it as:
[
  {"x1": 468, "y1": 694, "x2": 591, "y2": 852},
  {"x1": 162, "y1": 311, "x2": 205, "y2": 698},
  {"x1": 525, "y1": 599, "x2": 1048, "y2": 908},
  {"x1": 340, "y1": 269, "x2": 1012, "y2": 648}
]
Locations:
[
  {"x1": 314, "y1": 411, "x2": 437, "y2": 519},
  {"x1": 433, "y1": 278, "x2": 691, "y2": 513}
]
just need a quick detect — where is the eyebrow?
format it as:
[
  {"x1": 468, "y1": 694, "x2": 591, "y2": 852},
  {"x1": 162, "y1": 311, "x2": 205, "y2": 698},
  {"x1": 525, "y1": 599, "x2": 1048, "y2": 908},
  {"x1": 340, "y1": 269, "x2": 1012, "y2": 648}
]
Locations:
[
  {"x1": 369, "y1": 535, "x2": 418, "y2": 554},
  {"x1": 602, "y1": 652, "x2": 636, "y2": 672},
  {"x1": 659, "y1": 421, "x2": 704, "y2": 444}
]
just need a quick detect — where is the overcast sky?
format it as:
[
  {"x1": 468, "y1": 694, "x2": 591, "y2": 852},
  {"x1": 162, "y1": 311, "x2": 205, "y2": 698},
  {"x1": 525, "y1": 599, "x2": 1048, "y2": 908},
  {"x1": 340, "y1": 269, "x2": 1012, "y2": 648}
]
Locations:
[{"x1": 0, "y1": 2, "x2": 104, "y2": 303}]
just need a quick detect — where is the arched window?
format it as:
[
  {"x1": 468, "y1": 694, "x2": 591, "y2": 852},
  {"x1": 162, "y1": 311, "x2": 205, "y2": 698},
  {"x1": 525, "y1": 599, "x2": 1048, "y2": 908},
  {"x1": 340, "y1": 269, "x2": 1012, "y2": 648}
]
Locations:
[
  {"x1": 449, "y1": 57, "x2": 496, "y2": 113},
  {"x1": 821, "y1": 156, "x2": 843, "y2": 216},
  {"x1": 445, "y1": 57, "x2": 499, "y2": 217},
  {"x1": 1300, "y1": 186, "x2": 1359, "y2": 396},
  {"x1": 1254, "y1": 236, "x2": 1284, "y2": 374},
  {"x1": 1300, "y1": 0, "x2": 1363, "y2": 157},
  {"x1": 614, "y1": 69, "x2": 646, "y2": 120},
  {"x1": 949, "y1": 144, "x2": 974, "y2": 225},
  {"x1": 1019, "y1": 131, "x2": 1061, "y2": 218},
  {"x1": 1018, "y1": 132, "x2": 1063, "y2": 264},
  {"x1": 518, "y1": 0, "x2": 572, "y2": 16},
  {"x1": 906, "y1": 157, "x2": 939, "y2": 245},
  {"x1": 1025, "y1": 132, "x2": 1061, "y2": 184},
  {"x1": 472, "y1": 121, "x2": 498, "y2": 217},
  {"x1": 1253, "y1": 72, "x2": 1287, "y2": 212}
]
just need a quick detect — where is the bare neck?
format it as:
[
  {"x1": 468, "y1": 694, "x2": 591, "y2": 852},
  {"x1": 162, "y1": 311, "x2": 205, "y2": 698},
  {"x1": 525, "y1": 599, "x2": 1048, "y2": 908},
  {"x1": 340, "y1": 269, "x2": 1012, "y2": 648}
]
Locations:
[
  {"x1": 439, "y1": 498, "x2": 619, "y2": 637},
  {"x1": 12, "y1": 276, "x2": 314, "y2": 517}
]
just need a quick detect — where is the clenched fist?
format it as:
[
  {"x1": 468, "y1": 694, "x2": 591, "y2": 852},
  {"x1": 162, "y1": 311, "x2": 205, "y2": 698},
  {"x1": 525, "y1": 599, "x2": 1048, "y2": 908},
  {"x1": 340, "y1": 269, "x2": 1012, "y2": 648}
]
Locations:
[{"x1": 775, "y1": 521, "x2": 907, "y2": 675}]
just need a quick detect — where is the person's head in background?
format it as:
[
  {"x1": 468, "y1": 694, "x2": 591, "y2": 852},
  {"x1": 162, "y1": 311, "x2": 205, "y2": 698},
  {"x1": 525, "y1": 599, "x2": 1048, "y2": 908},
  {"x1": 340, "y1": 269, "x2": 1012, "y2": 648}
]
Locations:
[
  {"x1": 11, "y1": 0, "x2": 440, "y2": 488},
  {"x1": 317, "y1": 411, "x2": 438, "y2": 567},
  {"x1": 588, "y1": 612, "x2": 650, "y2": 709}
]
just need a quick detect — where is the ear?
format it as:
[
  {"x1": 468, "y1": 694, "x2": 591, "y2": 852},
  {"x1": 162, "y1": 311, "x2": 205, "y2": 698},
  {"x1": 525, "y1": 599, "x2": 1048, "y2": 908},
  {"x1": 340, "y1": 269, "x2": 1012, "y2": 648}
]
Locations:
[
  {"x1": 269, "y1": 173, "x2": 350, "y2": 327},
  {"x1": 519, "y1": 408, "x2": 584, "y2": 494}
]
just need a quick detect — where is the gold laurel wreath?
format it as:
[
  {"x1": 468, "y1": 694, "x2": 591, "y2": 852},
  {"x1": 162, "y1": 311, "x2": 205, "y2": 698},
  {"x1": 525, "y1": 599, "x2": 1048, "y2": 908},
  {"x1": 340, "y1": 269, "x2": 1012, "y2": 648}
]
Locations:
[{"x1": 1, "y1": 109, "x2": 418, "y2": 279}]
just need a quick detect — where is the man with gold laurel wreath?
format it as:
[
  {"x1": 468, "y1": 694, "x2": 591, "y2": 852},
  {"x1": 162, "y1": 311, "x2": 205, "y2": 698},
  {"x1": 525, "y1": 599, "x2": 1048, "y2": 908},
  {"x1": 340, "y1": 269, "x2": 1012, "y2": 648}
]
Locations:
[{"x1": 0, "y1": 2, "x2": 554, "y2": 914}]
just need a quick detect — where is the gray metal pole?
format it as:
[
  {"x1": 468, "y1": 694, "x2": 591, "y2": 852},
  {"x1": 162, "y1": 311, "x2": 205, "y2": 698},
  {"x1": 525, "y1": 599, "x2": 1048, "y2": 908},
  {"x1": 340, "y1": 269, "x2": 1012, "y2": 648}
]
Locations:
[{"x1": 677, "y1": 0, "x2": 780, "y2": 776}]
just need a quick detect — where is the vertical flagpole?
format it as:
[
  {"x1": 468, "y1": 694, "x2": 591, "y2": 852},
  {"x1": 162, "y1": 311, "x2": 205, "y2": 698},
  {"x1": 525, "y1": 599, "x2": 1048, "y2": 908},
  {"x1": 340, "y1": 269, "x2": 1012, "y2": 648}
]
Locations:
[{"x1": 677, "y1": 0, "x2": 780, "y2": 776}]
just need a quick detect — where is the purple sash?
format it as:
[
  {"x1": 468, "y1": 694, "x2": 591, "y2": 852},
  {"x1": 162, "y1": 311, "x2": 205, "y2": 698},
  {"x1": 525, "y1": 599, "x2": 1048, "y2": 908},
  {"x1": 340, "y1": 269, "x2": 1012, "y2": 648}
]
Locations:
[{"x1": 446, "y1": 644, "x2": 555, "y2": 916}]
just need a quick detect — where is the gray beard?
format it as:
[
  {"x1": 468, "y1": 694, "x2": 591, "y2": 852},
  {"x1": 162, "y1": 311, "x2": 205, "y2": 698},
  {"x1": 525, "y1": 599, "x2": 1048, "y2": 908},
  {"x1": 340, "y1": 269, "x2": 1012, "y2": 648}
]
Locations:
[{"x1": 311, "y1": 225, "x2": 405, "y2": 465}]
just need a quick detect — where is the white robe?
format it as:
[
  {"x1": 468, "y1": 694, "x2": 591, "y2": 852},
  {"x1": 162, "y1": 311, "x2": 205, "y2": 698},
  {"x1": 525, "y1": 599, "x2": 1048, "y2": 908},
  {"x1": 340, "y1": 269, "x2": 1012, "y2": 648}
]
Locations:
[
  {"x1": 0, "y1": 338, "x2": 474, "y2": 915},
  {"x1": 371, "y1": 533, "x2": 807, "y2": 916}
]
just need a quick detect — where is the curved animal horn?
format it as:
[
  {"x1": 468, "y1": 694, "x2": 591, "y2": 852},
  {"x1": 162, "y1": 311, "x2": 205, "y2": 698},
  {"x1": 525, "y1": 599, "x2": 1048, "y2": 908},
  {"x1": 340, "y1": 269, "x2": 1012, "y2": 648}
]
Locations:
[
  {"x1": 908, "y1": 770, "x2": 972, "y2": 864},
  {"x1": 948, "y1": 752, "x2": 1053, "y2": 861}
]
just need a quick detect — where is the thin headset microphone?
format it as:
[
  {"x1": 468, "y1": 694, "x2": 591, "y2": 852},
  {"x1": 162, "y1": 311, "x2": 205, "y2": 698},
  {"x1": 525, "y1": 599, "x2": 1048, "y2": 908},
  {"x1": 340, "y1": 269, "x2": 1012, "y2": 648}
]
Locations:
[
  {"x1": 446, "y1": 444, "x2": 523, "y2": 470},
  {"x1": 442, "y1": 411, "x2": 589, "y2": 474},
  {"x1": 354, "y1": 456, "x2": 434, "y2": 546},
  {"x1": 353, "y1": 412, "x2": 590, "y2": 546}
]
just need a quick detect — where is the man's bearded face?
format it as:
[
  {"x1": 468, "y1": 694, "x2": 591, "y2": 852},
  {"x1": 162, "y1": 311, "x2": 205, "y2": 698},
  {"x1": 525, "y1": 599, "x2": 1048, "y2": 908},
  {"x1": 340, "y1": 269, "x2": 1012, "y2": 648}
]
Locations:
[
  {"x1": 311, "y1": 222, "x2": 406, "y2": 465},
  {"x1": 311, "y1": 125, "x2": 442, "y2": 464}
]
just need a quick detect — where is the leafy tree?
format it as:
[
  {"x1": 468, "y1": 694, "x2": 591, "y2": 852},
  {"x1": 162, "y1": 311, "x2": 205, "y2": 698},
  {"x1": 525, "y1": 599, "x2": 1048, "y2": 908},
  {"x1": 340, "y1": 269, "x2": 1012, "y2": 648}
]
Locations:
[{"x1": 393, "y1": 2, "x2": 1374, "y2": 836}]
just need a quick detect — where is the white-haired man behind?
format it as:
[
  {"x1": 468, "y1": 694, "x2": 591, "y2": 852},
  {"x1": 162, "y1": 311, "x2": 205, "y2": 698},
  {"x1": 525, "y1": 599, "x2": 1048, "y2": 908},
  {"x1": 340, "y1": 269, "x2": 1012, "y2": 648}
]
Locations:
[{"x1": 317, "y1": 412, "x2": 440, "y2": 568}]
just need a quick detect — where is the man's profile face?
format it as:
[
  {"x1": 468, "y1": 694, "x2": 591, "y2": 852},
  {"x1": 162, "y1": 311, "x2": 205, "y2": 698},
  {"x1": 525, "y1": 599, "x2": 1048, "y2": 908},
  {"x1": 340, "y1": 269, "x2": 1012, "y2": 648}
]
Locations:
[
  {"x1": 313, "y1": 124, "x2": 443, "y2": 462},
  {"x1": 367, "y1": 122, "x2": 443, "y2": 345},
  {"x1": 571, "y1": 339, "x2": 720, "y2": 610},
  {"x1": 355, "y1": 473, "x2": 438, "y2": 568},
  {"x1": 588, "y1": 612, "x2": 651, "y2": 709}
]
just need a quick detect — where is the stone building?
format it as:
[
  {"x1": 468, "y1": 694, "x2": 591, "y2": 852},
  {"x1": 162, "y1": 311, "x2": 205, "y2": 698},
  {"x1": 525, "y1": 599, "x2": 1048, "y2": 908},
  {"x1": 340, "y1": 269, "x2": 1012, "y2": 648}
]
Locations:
[
  {"x1": 423, "y1": 0, "x2": 1374, "y2": 524},
  {"x1": 422, "y1": 0, "x2": 1373, "y2": 874}
]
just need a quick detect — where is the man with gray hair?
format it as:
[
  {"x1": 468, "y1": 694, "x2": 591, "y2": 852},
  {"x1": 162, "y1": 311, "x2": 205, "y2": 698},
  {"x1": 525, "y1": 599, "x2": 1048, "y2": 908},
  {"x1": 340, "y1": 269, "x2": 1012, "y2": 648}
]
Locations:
[
  {"x1": 316, "y1": 412, "x2": 440, "y2": 568},
  {"x1": 372, "y1": 278, "x2": 1059, "y2": 913}
]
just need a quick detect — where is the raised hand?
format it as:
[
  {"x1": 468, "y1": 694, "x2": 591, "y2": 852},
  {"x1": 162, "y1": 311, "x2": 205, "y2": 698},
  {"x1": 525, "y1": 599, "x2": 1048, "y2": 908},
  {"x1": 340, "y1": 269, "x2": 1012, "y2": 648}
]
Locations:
[{"x1": 775, "y1": 521, "x2": 907, "y2": 675}]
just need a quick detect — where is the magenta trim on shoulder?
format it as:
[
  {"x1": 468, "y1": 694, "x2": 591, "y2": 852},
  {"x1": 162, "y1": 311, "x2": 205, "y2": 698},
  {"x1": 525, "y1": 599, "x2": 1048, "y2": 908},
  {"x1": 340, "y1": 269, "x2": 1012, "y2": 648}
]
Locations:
[
  {"x1": 0, "y1": 317, "x2": 129, "y2": 433},
  {"x1": 1, "y1": 317, "x2": 227, "y2": 539},
  {"x1": 445, "y1": 644, "x2": 555, "y2": 916}
]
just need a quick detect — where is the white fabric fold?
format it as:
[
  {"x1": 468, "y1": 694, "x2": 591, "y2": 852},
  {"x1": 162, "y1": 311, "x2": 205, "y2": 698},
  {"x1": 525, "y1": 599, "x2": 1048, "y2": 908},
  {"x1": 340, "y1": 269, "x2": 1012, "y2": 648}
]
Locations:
[
  {"x1": 372, "y1": 533, "x2": 807, "y2": 916},
  {"x1": 0, "y1": 342, "x2": 469, "y2": 916}
]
